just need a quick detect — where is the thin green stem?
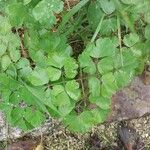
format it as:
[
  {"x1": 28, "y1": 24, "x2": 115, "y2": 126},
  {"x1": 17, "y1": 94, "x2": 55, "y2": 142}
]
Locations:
[{"x1": 91, "y1": 15, "x2": 105, "y2": 43}]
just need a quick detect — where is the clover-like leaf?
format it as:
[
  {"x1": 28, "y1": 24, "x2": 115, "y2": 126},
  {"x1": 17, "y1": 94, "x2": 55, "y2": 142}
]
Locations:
[
  {"x1": 88, "y1": 77, "x2": 101, "y2": 97},
  {"x1": 25, "y1": 108, "x2": 45, "y2": 127},
  {"x1": 79, "y1": 51, "x2": 96, "y2": 74},
  {"x1": 87, "y1": 1, "x2": 104, "y2": 30},
  {"x1": 99, "y1": 0, "x2": 116, "y2": 14},
  {"x1": 101, "y1": 73, "x2": 118, "y2": 97},
  {"x1": 0, "y1": 16, "x2": 11, "y2": 34},
  {"x1": 6, "y1": 2, "x2": 27, "y2": 27},
  {"x1": 94, "y1": 38, "x2": 116, "y2": 58},
  {"x1": 65, "y1": 80, "x2": 81, "y2": 101},
  {"x1": 64, "y1": 58, "x2": 78, "y2": 79},
  {"x1": 98, "y1": 57, "x2": 114, "y2": 74},
  {"x1": 27, "y1": 67, "x2": 49, "y2": 86},
  {"x1": 46, "y1": 67, "x2": 61, "y2": 81},
  {"x1": 123, "y1": 33, "x2": 140, "y2": 47},
  {"x1": 32, "y1": 0, "x2": 64, "y2": 28},
  {"x1": 1, "y1": 55, "x2": 12, "y2": 71}
]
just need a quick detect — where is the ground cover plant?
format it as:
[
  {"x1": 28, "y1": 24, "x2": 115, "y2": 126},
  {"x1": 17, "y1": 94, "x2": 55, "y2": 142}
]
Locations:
[{"x1": 0, "y1": 0, "x2": 150, "y2": 133}]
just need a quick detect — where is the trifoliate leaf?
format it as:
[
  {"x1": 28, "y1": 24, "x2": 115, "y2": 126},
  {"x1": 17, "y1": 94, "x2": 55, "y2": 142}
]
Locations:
[
  {"x1": 28, "y1": 67, "x2": 49, "y2": 86},
  {"x1": 99, "y1": 0, "x2": 115, "y2": 14},
  {"x1": 32, "y1": 0, "x2": 64, "y2": 27},
  {"x1": 65, "y1": 80, "x2": 81, "y2": 101},
  {"x1": 64, "y1": 58, "x2": 78, "y2": 78},
  {"x1": 123, "y1": 33, "x2": 140, "y2": 47},
  {"x1": 1, "y1": 55, "x2": 12, "y2": 71},
  {"x1": 145, "y1": 25, "x2": 150, "y2": 40},
  {"x1": 98, "y1": 57, "x2": 114, "y2": 74},
  {"x1": 46, "y1": 67, "x2": 61, "y2": 81},
  {"x1": 95, "y1": 38, "x2": 116, "y2": 57}
]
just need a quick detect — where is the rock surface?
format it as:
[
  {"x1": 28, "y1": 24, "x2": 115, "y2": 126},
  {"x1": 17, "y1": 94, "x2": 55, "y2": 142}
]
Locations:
[
  {"x1": 0, "y1": 77, "x2": 150, "y2": 141},
  {"x1": 109, "y1": 76, "x2": 150, "y2": 122}
]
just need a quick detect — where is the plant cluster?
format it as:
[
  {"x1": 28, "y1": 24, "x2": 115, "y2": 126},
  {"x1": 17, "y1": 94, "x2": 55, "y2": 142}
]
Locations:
[{"x1": 0, "y1": 0, "x2": 150, "y2": 132}]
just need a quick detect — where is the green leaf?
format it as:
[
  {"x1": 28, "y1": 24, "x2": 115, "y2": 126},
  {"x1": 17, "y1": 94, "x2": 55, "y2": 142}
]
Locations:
[
  {"x1": 145, "y1": 25, "x2": 150, "y2": 40},
  {"x1": 24, "y1": 0, "x2": 32, "y2": 5},
  {"x1": 16, "y1": 58, "x2": 30, "y2": 69},
  {"x1": 47, "y1": 53, "x2": 65, "y2": 69},
  {"x1": 64, "y1": 58, "x2": 78, "y2": 78},
  {"x1": 20, "y1": 84, "x2": 49, "y2": 113},
  {"x1": 79, "y1": 51, "x2": 96, "y2": 74},
  {"x1": 32, "y1": 0, "x2": 64, "y2": 27},
  {"x1": 9, "y1": 91, "x2": 21, "y2": 105},
  {"x1": 0, "y1": 43, "x2": 7, "y2": 57},
  {"x1": 114, "y1": 70, "x2": 133, "y2": 88},
  {"x1": 98, "y1": 57, "x2": 114, "y2": 74},
  {"x1": 51, "y1": 85, "x2": 71, "y2": 107},
  {"x1": 89, "y1": 96, "x2": 111, "y2": 110},
  {"x1": 1, "y1": 55, "x2": 12, "y2": 71},
  {"x1": 65, "y1": 80, "x2": 81, "y2": 101},
  {"x1": 0, "y1": 73, "x2": 21, "y2": 91},
  {"x1": 46, "y1": 67, "x2": 61, "y2": 81},
  {"x1": 88, "y1": 77, "x2": 100, "y2": 97},
  {"x1": 0, "y1": 16, "x2": 11, "y2": 34},
  {"x1": 99, "y1": 0, "x2": 115, "y2": 14},
  {"x1": 100, "y1": 18, "x2": 118, "y2": 36},
  {"x1": 28, "y1": 67, "x2": 49, "y2": 86},
  {"x1": 64, "y1": 111, "x2": 94, "y2": 133},
  {"x1": 91, "y1": 108, "x2": 110, "y2": 123},
  {"x1": 6, "y1": 2, "x2": 27, "y2": 27},
  {"x1": 87, "y1": 1, "x2": 104, "y2": 30},
  {"x1": 123, "y1": 33, "x2": 140, "y2": 47},
  {"x1": 9, "y1": 48, "x2": 21, "y2": 62},
  {"x1": 25, "y1": 108, "x2": 45, "y2": 127},
  {"x1": 101, "y1": 73, "x2": 118, "y2": 97},
  {"x1": 94, "y1": 38, "x2": 116, "y2": 58}
]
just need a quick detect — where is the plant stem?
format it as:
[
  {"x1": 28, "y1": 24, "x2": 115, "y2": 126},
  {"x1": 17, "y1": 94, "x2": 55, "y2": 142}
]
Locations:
[{"x1": 91, "y1": 15, "x2": 105, "y2": 43}]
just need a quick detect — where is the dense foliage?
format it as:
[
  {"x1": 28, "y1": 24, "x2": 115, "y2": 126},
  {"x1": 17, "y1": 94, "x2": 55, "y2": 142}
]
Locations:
[{"x1": 0, "y1": 0, "x2": 150, "y2": 132}]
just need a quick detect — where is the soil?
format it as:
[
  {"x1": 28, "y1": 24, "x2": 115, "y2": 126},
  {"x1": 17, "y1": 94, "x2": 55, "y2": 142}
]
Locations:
[{"x1": 43, "y1": 116, "x2": 150, "y2": 150}]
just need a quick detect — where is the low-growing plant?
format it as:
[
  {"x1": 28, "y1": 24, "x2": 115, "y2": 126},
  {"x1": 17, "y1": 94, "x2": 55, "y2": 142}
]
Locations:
[{"x1": 0, "y1": 0, "x2": 150, "y2": 132}]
